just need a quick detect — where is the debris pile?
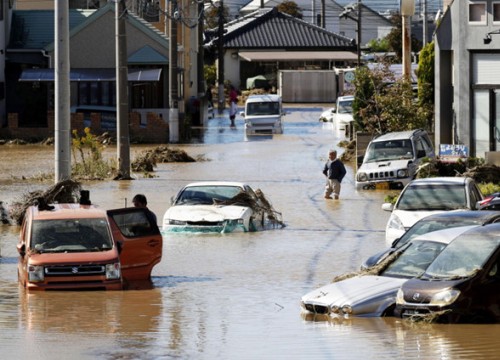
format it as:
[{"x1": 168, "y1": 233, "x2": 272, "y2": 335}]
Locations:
[
  {"x1": 132, "y1": 146, "x2": 196, "y2": 172},
  {"x1": 213, "y1": 189, "x2": 285, "y2": 228},
  {"x1": 8, "y1": 179, "x2": 82, "y2": 225}
]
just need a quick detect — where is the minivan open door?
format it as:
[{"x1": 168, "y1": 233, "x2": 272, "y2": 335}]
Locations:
[{"x1": 107, "y1": 208, "x2": 162, "y2": 282}]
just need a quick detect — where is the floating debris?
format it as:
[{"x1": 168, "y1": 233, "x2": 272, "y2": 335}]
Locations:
[{"x1": 8, "y1": 179, "x2": 82, "y2": 225}]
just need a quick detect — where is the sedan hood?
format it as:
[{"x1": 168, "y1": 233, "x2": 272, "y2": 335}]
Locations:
[
  {"x1": 165, "y1": 204, "x2": 249, "y2": 222},
  {"x1": 302, "y1": 275, "x2": 407, "y2": 316},
  {"x1": 392, "y1": 209, "x2": 445, "y2": 228},
  {"x1": 335, "y1": 113, "x2": 353, "y2": 126}
]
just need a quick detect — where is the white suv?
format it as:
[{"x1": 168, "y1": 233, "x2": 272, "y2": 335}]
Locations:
[{"x1": 355, "y1": 129, "x2": 435, "y2": 190}]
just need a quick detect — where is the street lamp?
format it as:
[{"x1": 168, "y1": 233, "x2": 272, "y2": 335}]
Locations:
[{"x1": 484, "y1": 29, "x2": 500, "y2": 44}]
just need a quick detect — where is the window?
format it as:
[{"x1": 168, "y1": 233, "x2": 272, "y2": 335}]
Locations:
[
  {"x1": 469, "y1": 2, "x2": 487, "y2": 24},
  {"x1": 494, "y1": 2, "x2": 500, "y2": 23}
]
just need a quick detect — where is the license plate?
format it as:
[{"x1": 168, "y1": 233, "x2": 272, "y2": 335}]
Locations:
[{"x1": 375, "y1": 182, "x2": 389, "y2": 190}]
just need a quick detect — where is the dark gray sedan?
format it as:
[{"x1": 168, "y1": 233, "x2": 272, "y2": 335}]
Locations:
[{"x1": 362, "y1": 210, "x2": 500, "y2": 269}]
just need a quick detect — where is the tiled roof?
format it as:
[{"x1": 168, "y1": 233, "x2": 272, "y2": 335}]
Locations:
[
  {"x1": 207, "y1": 8, "x2": 356, "y2": 50},
  {"x1": 8, "y1": 3, "x2": 168, "y2": 51},
  {"x1": 9, "y1": 9, "x2": 94, "y2": 49},
  {"x1": 128, "y1": 45, "x2": 168, "y2": 65}
]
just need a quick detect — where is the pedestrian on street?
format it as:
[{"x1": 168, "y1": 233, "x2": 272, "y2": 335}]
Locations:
[
  {"x1": 132, "y1": 193, "x2": 158, "y2": 225},
  {"x1": 322, "y1": 149, "x2": 347, "y2": 199},
  {"x1": 229, "y1": 85, "x2": 238, "y2": 127}
]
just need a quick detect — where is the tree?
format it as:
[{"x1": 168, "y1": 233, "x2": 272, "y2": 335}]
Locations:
[
  {"x1": 204, "y1": 3, "x2": 230, "y2": 29},
  {"x1": 417, "y1": 41, "x2": 435, "y2": 130},
  {"x1": 352, "y1": 63, "x2": 429, "y2": 134},
  {"x1": 366, "y1": 38, "x2": 390, "y2": 53},
  {"x1": 277, "y1": 1, "x2": 303, "y2": 19},
  {"x1": 385, "y1": 13, "x2": 422, "y2": 62}
]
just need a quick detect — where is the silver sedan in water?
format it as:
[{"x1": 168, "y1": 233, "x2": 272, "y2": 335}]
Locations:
[{"x1": 300, "y1": 226, "x2": 476, "y2": 318}]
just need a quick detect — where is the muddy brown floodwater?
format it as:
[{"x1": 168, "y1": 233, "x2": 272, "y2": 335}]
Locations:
[{"x1": 1, "y1": 108, "x2": 500, "y2": 360}]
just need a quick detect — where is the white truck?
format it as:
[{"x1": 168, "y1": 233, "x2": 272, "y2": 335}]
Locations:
[{"x1": 242, "y1": 94, "x2": 285, "y2": 135}]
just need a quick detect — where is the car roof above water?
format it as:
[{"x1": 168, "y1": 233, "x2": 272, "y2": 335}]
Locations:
[
  {"x1": 28, "y1": 203, "x2": 107, "y2": 221},
  {"x1": 371, "y1": 129, "x2": 427, "y2": 142},
  {"x1": 245, "y1": 94, "x2": 281, "y2": 103},
  {"x1": 410, "y1": 225, "x2": 479, "y2": 245}
]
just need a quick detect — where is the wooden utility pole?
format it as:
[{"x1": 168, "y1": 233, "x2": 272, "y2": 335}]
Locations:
[
  {"x1": 116, "y1": 0, "x2": 131, "y2": 179},
  {"x1": 217, "y1": 0, "x2": 225, "y2": 113},
  {"x1": 54, "y1": 0, "x2": 71, "y2": 182}
]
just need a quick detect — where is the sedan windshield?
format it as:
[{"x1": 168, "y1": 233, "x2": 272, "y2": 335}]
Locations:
[
  {"x1": 175, "y1": 185, "x2": 244, "y2": 205},
  {"x1": 394, "y1": 218, "x2": 484, "y2": 248},
  {"x1": 363, "y1": 139, "x2": 414, "y2": 163},
  {"x1": 422, "y1": 235, "x2": 500, "y2": 280},
  {"x1": 381, "y1": 240, "x2": 447, "y2": 278},
  {"x1": 31, "y1": 218, "x2": 113, "y2": 253},
  {"x1": 396, "y1": 184, "x2": 467, "y2": 211}
]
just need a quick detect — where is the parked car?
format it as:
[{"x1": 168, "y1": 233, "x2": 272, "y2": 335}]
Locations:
[
  {"x1": 395, "y1": 223, "x2": 500, "y2": 323},
  {"x1": 241, "y1": 94, "x2": 284, "y2": 135},
  {"x1": 362, "y1": 210, "x2": 500, "y2": 269},
  {"x1": 319, "y1": 107, "x2": 336, "y2": 123},
  {"x1": 300, "y1": 226, "x2": 476, "y2": 318},
  {"x1": 162, "y1": 181, "x2": 267, "y2": 233},
  {"x1": 478, "y1": 192, "x2": 500, "y2": 210},
  {"x1": 382, "y1": 177, "x2": 484, "y2": 245},
  {"x1": 332, "y1": 95, "x2": 354, "y2": 130},
  {"x1": 17, "y1": 199, "x2": 162, "y2": 291},
  {"x1": 355, "y1": 129, "x2": 435, "y2": 190}
]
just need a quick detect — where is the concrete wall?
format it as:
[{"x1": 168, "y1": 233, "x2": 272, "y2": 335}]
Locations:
[{"x1": 1, "y1": 111, "x2": 169, "y2": 143}]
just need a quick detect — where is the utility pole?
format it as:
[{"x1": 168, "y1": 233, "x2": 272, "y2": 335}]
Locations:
[
  {"x1": 54, "y1": 0, "x2": 71, "y2": 182},
  {"x1": 169, "y1": 0, "x2": 179, "y2": 142},
  {"x1": 116, "y1": 0, "x2": 131, "y2": 179},
  {"x1": 198, "y1": 0, "x2": 205, "y2": 124},
  {"x1": 400, "y1": 0, "x2": 415, "y2": 79},
  {"x1": 357, "y1": 0, "x2": 361, "y2": 67},
  {"x1": 422, "y1": 0, "x2": 428, "y2": 45},
  {"x1": 217, "y1": 0, "x2": 225, "y2": 114}
]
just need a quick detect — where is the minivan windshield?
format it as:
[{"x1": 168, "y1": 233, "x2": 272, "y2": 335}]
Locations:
[
  {"x1": 422, "y1": 235, "x2": 500, "y2": 280},
  {"x1": 364, "y1": 139, "x2": 414, "y2": 163},
  {"x1": 396, "y1": 184, "x2": 467, "y2": 211},
  {"x1": 246, "y1": 102, "x2": 280, "y2": 116},
  {"x1": 337, "y1": 99, "x2": 353, "y2": 114},
  {"x1": 31, "y1": 218, "x2": 113, "y2": 253}
]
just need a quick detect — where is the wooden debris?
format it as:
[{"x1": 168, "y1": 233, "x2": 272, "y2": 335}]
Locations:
[{"x1": 8, "y1": 179, "x2": 82, "y2": 225}]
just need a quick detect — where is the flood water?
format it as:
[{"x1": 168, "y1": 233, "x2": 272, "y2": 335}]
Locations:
[{"x1": 1, "y1": 107, "x2": 499, "y2": 359}]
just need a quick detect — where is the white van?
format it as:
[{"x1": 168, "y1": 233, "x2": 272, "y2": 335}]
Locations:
[{"x1": 242, "y1": 94, "x2": 284, "y2": 135}]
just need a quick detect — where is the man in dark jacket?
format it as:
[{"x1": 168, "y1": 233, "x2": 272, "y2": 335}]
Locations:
[{"x1": 323, "y1": 150, "x2": 347, "y2": 199}]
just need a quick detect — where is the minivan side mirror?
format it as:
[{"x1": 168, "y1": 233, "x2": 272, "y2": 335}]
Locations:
[
  {"x1": 381, "y1": 203, "x2": 394, "y2": 212},
  {"x1": 17, "y1": 243, "x2": 26, "y2": 257}
]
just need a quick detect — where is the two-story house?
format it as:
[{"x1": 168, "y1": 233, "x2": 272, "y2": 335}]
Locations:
[{"x1": 435, "y1": 0, "x2": 500, "y2": 160}]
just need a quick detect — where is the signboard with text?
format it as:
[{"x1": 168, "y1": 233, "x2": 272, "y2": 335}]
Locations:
[{"x1": 439, "y1": 144, "x2": 469, "y2": 162}]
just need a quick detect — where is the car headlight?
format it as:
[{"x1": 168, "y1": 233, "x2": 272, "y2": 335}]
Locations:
[
  {"x1": 330, "y1": 305, "x2": 340, "y2": 314},
  {"x1": 357, "y1": 172, "x2": 368, "y2": 182},
  {"x1": 246, "y1": 120, "x2": 252, "y2": 126},
  {"x1": 168, "y1": 219, "x2": 187, "y2": 225},
  {"x1": 396, "y1": 288, "x2": 405, "y2": 305},
  {"x1": 387, "y1": 214, "x2": 405, "y2": 231},
  {"x1": 341, "y1": 305, "x2": 353, "y2": 315},
  {"x1": 28, "y1": 264, "x2": 44, "y2": 282},
  {"x1": 105, "y1": 263, "x2": 121, "y2": 280},
  {"x1": 397, "y1": 169, "x2": 408, "y2": 178},
  {"x1": 429, "y1": 289, "x2": 461, "y2": 306}
]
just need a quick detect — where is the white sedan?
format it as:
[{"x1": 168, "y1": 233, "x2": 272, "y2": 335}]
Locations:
[{"x1": 162, "y1": 181, "x2": 267, "y2": 233}]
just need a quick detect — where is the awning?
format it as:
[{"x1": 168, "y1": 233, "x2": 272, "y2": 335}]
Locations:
[
  {"x1": 238, "y1": 51, "x2": 358, "y2": 62},
  {"x1": 19, "y1": 68, "x2": 162, "y2": 82}
]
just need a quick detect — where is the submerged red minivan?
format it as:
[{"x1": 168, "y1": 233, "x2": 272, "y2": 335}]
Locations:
[{"x1": 17, "y1": 201, "x2": 162, "y2": 291}]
